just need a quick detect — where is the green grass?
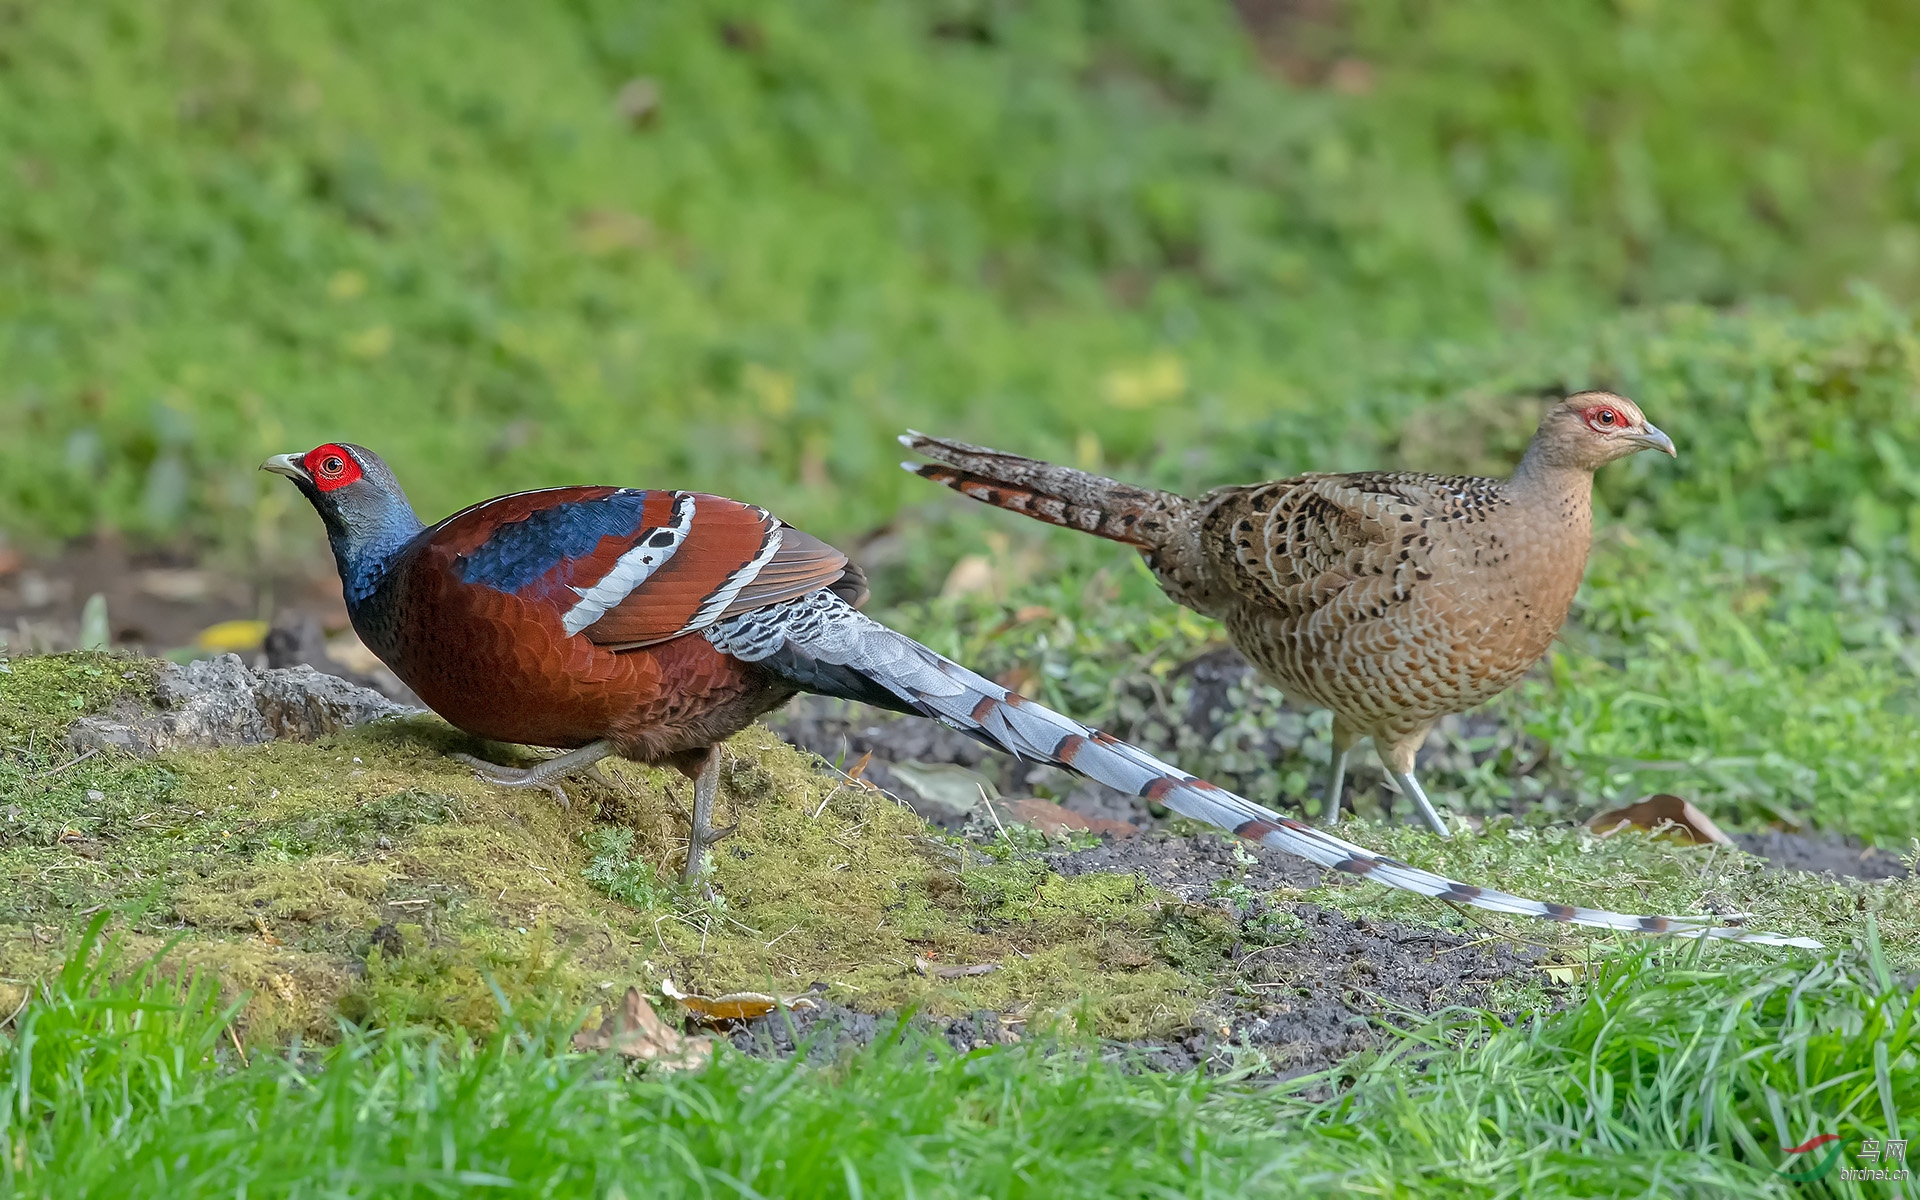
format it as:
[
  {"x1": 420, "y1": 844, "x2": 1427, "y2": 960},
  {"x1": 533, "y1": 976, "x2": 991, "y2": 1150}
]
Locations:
[
  {"x1": 2, "y1": 921, "x2": 1910, "y2": 1198},
  {"x1": 4, "y1": 0, "x2": 1920, "y2": 569}
]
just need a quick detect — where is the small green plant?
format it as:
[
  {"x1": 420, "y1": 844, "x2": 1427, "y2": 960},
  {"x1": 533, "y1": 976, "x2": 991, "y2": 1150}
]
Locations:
[{"x1": 580, "y1": 826, "x2": 668, "y2": 911}]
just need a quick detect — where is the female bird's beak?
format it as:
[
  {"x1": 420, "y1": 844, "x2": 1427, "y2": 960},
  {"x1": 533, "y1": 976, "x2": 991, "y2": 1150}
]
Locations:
[
  {"x1": 1630, "y1": 424, "x2": 1677, "y2": 457},
  {"x1": 260, "y1": 453, "x2": 311, "y2": 482}
]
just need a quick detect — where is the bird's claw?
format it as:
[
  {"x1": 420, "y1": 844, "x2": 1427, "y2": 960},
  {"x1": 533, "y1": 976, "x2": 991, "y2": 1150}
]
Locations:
[
  {"x1": 680, "y1": 822, "x2": 736, "y2": 886},
  {"x1": 450, "y1": 753, "x2": 572, "y2": 809}
]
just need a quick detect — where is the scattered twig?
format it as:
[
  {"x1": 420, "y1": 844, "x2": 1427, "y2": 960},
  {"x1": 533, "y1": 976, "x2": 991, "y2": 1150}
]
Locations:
[
  {"x1": 1442, "y1": 901, "x2": 1562, "y2": 954},
  {"x1": 979, "y1": 784, "x2": 1013, "y2": 845},
  {"x1": 33, "y1": 748, "x2": 97, "y2": 781},
  {"x1": 913, "y1": 960, "x2": 1006, "y2": 979},
  {"x1": 1430, "y1": 935, "x2": 1501, "y2": 958},
  {"x1": 914, "y1": 956, "x2": 1000, "y2": 979},
  {"x1": 1233, "y1": 942, "x2": 1295, "y2": 970},
  {"x1": 0, "y1": 984, "x2": 30, "y2": 1031},
  {"x1": 809, "y1": 784, "x2": 844, "y2": 820}
]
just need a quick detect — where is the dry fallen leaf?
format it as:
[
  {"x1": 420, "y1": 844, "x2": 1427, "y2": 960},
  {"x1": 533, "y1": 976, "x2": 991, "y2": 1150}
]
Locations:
[
  {"x1": 842, "y1": 749, "x2": 876, "y2": 787},
  {"x1": 1538, "y1": 961, "x2": 1590, "y2": 985},
  {"x1": 195, "y1": 619, "x2": 269, "y2": 654},
  {"x1": 913, "y1": 956, "x2": 1000, "y2": 980},
  {"x1": 1588, "y1": 794, "x2": 1733, "y2": 846},
  {"x1": 887, "y1": 760, "x2": 999, "y2": 822},
  {"x1": 572, "y1": 987, "x2": 713, "y2": 1071},
  {"x1": 660, "y1": 977, "x2": 820, "y2": 1024}
]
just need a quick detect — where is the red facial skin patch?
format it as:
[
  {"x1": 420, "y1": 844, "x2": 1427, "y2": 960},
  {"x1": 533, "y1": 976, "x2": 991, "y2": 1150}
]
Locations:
[
  {"x1": 304, "y1": 444, "x2": 363, "y2": 492},
  {"x1": 1582, "y1": 404, "x2": 1625, "y2": 434}
]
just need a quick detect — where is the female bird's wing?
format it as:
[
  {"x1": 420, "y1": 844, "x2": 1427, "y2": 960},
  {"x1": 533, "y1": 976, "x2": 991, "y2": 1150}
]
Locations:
[{"x1": 431, "y1": 487, "x2": 855, "y2": 649}]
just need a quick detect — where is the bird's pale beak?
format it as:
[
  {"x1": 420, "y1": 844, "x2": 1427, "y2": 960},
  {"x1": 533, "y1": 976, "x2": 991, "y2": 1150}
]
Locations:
[
  {"x1": 1630, "y1": 423, "x2": 1676, "y2": 457},
  {"x1": 260, "y1": 453, "x2": 311, "y2": 482}
]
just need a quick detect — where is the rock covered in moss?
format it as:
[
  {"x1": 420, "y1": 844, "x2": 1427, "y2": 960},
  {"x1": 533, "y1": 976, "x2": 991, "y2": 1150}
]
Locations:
[{"x1": 68, "y1": 653, "x2": 419, "y2": 756}]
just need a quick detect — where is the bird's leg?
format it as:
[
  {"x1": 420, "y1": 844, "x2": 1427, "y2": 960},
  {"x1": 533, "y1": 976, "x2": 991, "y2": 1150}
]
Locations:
[
  {"x1": 1321, "y1": 718, "x2": 1356, "y2": 827},
  {"x1": 451, "y1": 739, "x2": 614, "y2": 809},
  {"x1": 680, "y1": 748, "x2": 735, "y2": 885},
  {"x1": 1386, "y1": 768, "x2": 1451, "y2": 838}
]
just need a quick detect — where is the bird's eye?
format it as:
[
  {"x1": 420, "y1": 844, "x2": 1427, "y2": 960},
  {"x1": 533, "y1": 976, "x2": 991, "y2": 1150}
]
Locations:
[
  {"x1": 1596, "y1": 409, "x2": 1617, "y2": 426},
  {"x1": 321, "y1": 456, "x2": 345, "y2": 476}
]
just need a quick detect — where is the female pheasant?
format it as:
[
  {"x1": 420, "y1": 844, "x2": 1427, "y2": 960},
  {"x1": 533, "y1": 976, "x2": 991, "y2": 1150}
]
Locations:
[
  {"x1": 903, "y1": 393, "x2": 1675, "y2": 837},
  {"x1": 261, "y1": 441, "x2": 1809, "y2": 945}
]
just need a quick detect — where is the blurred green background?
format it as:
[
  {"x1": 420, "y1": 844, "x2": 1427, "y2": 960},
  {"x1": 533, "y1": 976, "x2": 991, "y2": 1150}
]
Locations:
[{"x1": 3, "y1": 0, "x2": 1918, "y2": 837}]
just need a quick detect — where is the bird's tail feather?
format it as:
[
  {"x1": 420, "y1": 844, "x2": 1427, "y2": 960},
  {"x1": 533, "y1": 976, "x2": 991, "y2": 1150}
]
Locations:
[
  {"x1": 899, "y1": 431, "x2": 1184, "y2": 551},
  {"x1": 711, "y1": 592, "x2": 1819, "y2": 949}
]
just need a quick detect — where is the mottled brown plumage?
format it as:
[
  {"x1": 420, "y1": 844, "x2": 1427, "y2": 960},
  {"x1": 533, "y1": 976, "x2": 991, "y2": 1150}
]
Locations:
[{"x1": 904, "y1": 393, "x2": 1676, "y2": 836}]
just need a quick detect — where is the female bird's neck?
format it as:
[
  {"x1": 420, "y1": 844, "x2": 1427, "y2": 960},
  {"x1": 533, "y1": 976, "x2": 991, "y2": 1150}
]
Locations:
[{"x1": 1505, "y1": 453, "x2": 1596, "y2": 533}]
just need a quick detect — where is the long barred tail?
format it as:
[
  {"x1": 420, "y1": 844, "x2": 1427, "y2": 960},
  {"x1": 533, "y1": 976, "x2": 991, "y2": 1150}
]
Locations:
[
  {"x1": 899, "y1": 431, "x2": 1185, "y2": 551},
  {"x1": 709, "y1": 591, "x2": 1820, "y2": 949}
]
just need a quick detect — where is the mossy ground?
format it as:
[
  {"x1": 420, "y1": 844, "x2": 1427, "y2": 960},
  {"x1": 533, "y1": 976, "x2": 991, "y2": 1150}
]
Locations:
[
  {"x1": 0, "y1": 653, "x2": 1201, "y2": 1044},
  {"x1": 1, "y1": 652, "x2": 1913, "y2": 1056}
]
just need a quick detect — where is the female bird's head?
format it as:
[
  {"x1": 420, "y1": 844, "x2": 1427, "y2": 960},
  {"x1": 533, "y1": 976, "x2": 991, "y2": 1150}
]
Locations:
[
  {"x1": 262, "y1": 443, "x2": 424, "y2": 601},
  {"x1": 1521, "y1": 391, "x2": 1676, "y2": 474}
]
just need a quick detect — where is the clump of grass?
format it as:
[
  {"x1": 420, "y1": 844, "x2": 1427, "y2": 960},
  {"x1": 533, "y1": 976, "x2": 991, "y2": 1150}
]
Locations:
[{"x1": 1298, "y1": 933, "x2": 1918, "y2": 1196}]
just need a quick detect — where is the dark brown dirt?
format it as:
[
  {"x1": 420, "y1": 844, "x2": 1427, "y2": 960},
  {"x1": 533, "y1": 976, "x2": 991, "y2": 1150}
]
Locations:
[
  {"x1": 729, "y1": 1004, "x2": 1023, "y2": 1064},
  {"x1": 729, "y1": 830, "x2": 1552, "y2": 1079},
  {"x1": 725, "y1": 882, "x2": 1555, "y2": 1079},
  {"x1": 1047, "y1": 830, "x2": 1327, "y2": 899},
  {"x1": 1731, "y1": 830, "x2": 1911, "y2": 880},
  {"x1": 1155, "y1": 900, "x2": 1554, "y2": 1079}
]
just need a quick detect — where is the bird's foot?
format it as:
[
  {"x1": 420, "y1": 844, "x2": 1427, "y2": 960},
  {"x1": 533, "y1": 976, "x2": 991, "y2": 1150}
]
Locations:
[
  {"x1": 452, "y1": 740, "x2": 616, "y2": 811},
  {"x1": 680, "y1": 750, "x2": 732, "y2": 886},
  {"x1": 1320, "y1": 746, "x2": 1351, "y2": 829},
  {"x1": 451, "y1": 754, "x2": 576, "y2": 807},
  {"x1": 682, "y1": 819, "x2": 738, "y2": 884},
  {"x1": 1387, "y1": 768, "x2": 1452, "y2": 839}
]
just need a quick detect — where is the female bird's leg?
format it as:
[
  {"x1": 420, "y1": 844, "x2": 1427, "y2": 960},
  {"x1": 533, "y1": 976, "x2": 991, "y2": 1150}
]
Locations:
[
  {"x1": 1386, "y1": 768, "x2": 1451, "y2": 838},
  {"x1": 451, "y1": 739, "x2": 615, "y2": 809},
  {"x1": 1321, "y1": 718, "x2": 1357, "y2": 827},
  {"x1": 679, "y1": 749, "x2": 734, "y2": 885}
]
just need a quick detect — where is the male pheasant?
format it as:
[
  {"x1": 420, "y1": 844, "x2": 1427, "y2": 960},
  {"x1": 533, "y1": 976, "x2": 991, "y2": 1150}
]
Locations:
[
  {"x1": 903, "y1": 393, "x2": 1675, "y2": 837},
  {"x1": 261, "y1": 441, "x2": 1809, "y2": 945}
]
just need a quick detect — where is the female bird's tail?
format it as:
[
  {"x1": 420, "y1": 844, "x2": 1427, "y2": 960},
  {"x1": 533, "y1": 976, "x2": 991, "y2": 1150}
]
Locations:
[
  {"x1": 899, "y1": 431, "x2": 1187, "y2": 551},
  {"x1": 707, "y1": 591, "x2": 1819, "y2": 949}
]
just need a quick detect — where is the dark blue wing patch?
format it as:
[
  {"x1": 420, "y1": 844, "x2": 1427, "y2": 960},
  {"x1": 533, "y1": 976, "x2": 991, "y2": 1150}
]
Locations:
[{"x1": 459, "y1": 490, "x2": 653, "y2": 593}]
